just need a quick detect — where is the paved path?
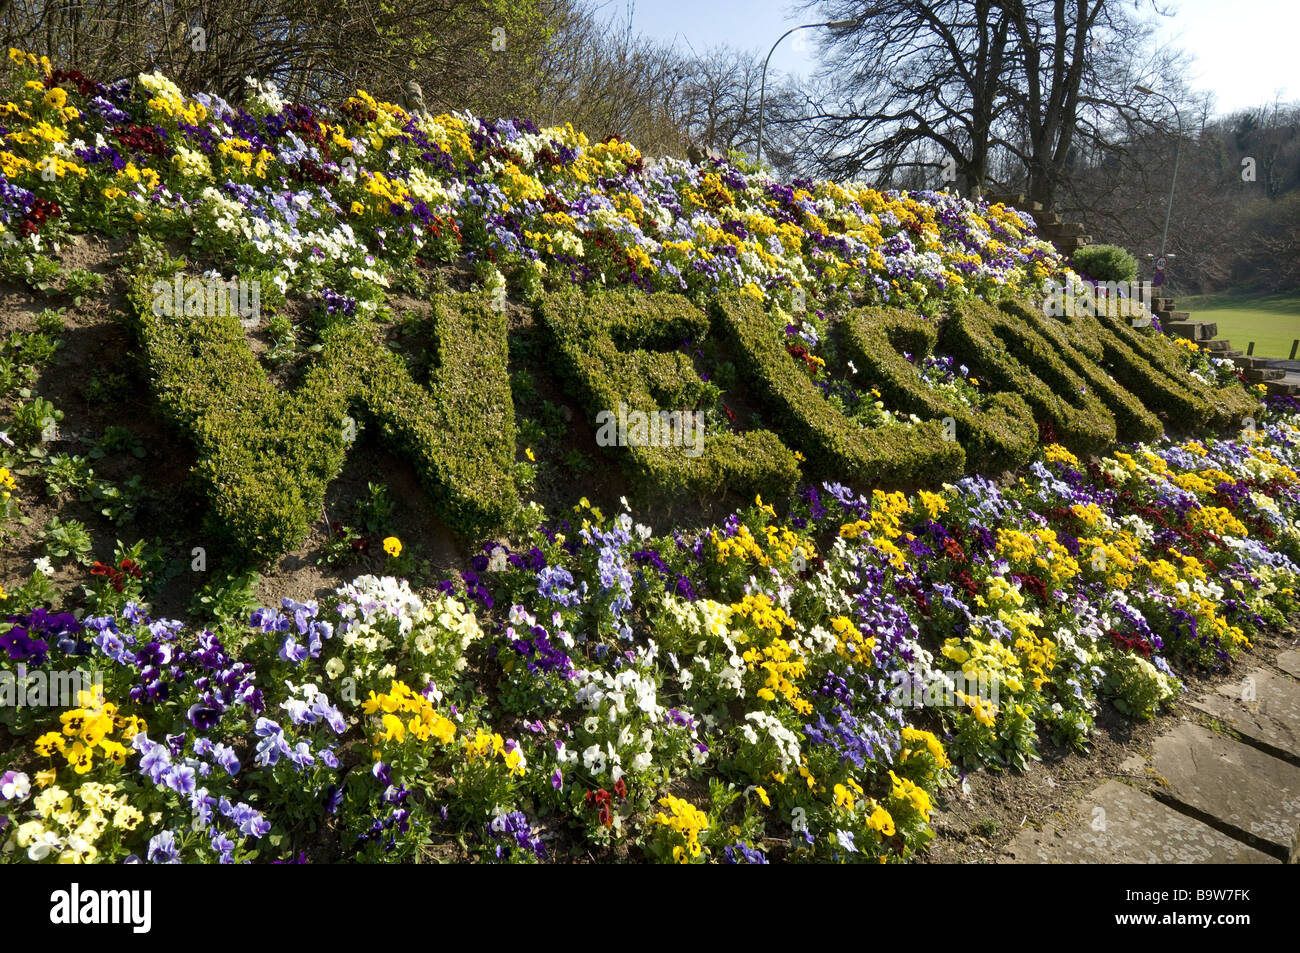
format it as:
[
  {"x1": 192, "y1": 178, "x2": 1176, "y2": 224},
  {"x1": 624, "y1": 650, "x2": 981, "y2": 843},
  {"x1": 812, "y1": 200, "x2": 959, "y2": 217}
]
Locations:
[{"x1": 1006, "y1": 648, "x2": 1300, "y2": 864}]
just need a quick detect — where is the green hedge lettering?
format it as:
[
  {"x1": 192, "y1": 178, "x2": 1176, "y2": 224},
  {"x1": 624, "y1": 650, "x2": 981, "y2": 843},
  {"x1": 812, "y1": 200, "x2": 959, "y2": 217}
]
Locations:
[
  {"x1": 713, "y1": 292, "x2": 965, "y2": 487},
  {"x1": 132, "y1": 272, "x2": 517, "y2": 562},
  {"x1": 537, "y1": 289, "x2": 801, "y2": 501},
  {"x1": 840, "y1": 306, "x2": 1038, "y2": 473}
]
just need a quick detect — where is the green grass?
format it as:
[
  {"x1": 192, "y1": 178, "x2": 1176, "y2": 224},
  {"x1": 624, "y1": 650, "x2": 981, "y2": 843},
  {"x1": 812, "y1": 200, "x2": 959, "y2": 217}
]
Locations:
[{"x1": 1175, "y1": 292, "x2": 1300, "y2": 359}]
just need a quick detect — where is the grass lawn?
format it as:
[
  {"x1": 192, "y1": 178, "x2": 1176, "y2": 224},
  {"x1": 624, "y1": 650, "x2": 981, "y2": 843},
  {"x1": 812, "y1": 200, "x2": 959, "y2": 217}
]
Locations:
[{"x1": 1175, "y1": 291, "x2": 1300, "y2": 359}]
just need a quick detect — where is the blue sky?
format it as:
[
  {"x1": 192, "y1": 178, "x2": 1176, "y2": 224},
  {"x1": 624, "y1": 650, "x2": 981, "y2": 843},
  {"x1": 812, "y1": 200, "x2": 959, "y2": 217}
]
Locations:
[{"x1": 596, "y1": 0, "x2": 1294, "y2": 116}]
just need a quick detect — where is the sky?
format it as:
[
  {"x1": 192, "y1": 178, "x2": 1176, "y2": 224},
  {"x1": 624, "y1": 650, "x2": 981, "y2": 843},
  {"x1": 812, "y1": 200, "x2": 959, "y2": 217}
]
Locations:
[{"x1": 595, "y1": 0, "x2": 1295, "y2": 116}]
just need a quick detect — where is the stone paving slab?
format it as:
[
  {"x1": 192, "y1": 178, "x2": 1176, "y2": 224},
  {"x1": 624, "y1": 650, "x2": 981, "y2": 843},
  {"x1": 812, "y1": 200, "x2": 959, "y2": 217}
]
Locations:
[
  {"x1": 1005, "y1": 780, "x2": 1277, "y2": 864},
  {"x1": 1151, "y1": 722, "x2": 1300, "y2": 860},
  {"x1": 1190, "y1": 668, "x2": 1300, "y2": 760},
  {"x1": 1277, "y1": 650, "x2": 1300, "y2": 681}
]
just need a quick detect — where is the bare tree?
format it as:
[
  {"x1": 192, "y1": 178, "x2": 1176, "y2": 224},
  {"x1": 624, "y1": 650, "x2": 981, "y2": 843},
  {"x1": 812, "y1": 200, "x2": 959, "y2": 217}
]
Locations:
[
  {"x1": 532, "y1": 2, "x2": 690, "y2": 153},
  {"x1": 1067, "y1": 100, "x2": 1300, "y2": 293},
  {"x1": 675, "y1": 46, "x2": 767, "y2": 156},
  {"x1": 791, "y1": 0, "x2": 1013, "y2": 193},
  {"x1": 792, "y1": 0, "x2": 1191, "y2": 208}
]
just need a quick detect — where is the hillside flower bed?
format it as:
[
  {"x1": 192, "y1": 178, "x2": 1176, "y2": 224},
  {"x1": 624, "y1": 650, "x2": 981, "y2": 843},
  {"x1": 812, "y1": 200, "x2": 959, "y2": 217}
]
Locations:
[
  {"x1": 3, "y1": 412, "x2": 1297, "y2": 864},
  {"x1": 0, "y1": 54, "x2": 1288, "y2": 865},
  {"x1": 0, "y1": 49, "x2": 1059, "y2": 318},
  {"x1": 0, "y1": 54, "x2": 1258, "y2": 546}
]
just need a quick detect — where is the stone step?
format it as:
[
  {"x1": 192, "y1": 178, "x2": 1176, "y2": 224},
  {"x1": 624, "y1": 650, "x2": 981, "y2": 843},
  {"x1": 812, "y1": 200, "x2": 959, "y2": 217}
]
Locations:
[
  {"x1": 1246, "y1": 367, "x2": 1287, "y2": 382},
  {"x1": 1278, "y1": 650, "x2": 1300, "y2": 679},
  {"x1": 1190, "y1": 668, "x2": 1300, "y2": 761},
  {"x1": 1232, "y1": 355, "x2": 1273, "y2": 370},
  {"x1": 1048, "y1": 222, "x2": 1085, "y2": 238},
  {"x1": 1154, "y1": 297, "x2": 1175, "y2": 312},
  {"x1": 1166, "y1": 321, "x2": 1216, "y2": 341},
  {"x1": 986, "y1": 192, "x2": 1027, "y2": 208},
  {"x1": 1004, "y1": 780, "x2": 1277, "y2": 864},
  {"x1": 1204, "y1": 339, "x2": 1231, "y2": 352},
  {"x1": 1266, "y1": 379, "x2": 1299, "y2": 397},
  {"x1": 1224, "y1": 349, "x2": 1244, "y2": 358},
  {"x1": 1150, "y1": 721, "x2": 1300, "y2": 861}
]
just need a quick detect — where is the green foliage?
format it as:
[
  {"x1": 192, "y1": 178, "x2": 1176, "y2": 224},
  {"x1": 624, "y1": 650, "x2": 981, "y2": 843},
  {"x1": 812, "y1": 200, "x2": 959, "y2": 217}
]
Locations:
[
  {"x1": 82, "y1": 425, "x2": 146, "y2": 460},
  {"x1": 35, "y1": 307, "x2": 66, "y2": 335},
  {"x1": 0, "y1": 353, "x2": 34, "y2": 394},
  {"x1": 563, "y1": 448, "x2": 593, "y2": 476},
  {"x1": 1067, "y1": 306, "x2": 1250, "y2": 428},
  {"x1": 841, "y1": 306, "x2": 1037, "y2": 473},
  {"x1": 81, "y1": 539, "x2": 158, "y2": 616},
  {"x1": 132, "y1": 264, "x2": 517, "y2": 563},
  {"x1": 0, "y1": 570, "x2": 58, "y2": 611},
  {"x1": 538, "y1": 289, "x2": 802, "y2": 501},
  {"x1": 88, "y1": 475, "x2": 144, "y2": 524},
  {"x1": 10, "y1": 395, "x2": 62, "y2": 446},
  {"x1": 365, "y1": 292, "x2": 519, "y2": 536},
  {"x1": 41, "y1": 452, "x2": 95, "y2": 497},
  {"x1": 191, "y1": 570, "x2": 264, "y2": 627},
  {"x1": 713, "y1": 293, "x2": 965, "y2": 487},
  {"x1": 998, "y1": 299, "x2": 1163, "y2": 443},
  {"x1": 3, "y1": 250, "x2": 62, "y2": 292},
  {"x1": 509, "y1": 368, "x2": 540, "y2": 409},
  {"x1": 317, "y1": 523, "x2": 367, "y2": 568},
  {"x1": 7, "y1": 326, "x2": 61, "y2": 366},
  {"x1": 1103, "y1": 653, "x2": 1178, "y2": 720},
  {"x1": 42, "y1": 515, "x2": 94, "y2": 565},
  {"x1": 63, "y1": 268, "x2": 105, "y2": 303},
  {"x1": 943, "y1": 299, "x2": 1117, "y2": 454},
  {"x1": 517, "y1": 417, "x2": 547, "y2": 447},
  {"x1": 356, "y1": 481, "x2": 396, "y2": 535},
  {"x1": 94, "y1": 252, "x2": 1258, "y2": 573},
  {"x1": 1070, "y1": 244, "x2": 1139, "y2": 282},
  {"x1": 83, "y1": 365, "x2": 134, "y2": 404},
  {"x1": 264, "y1": 312, "x2": 298, "y2": 366}
]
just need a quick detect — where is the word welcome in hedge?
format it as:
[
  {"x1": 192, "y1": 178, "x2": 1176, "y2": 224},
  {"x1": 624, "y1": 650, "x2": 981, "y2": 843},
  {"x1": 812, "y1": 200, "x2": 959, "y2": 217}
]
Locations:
[{"x1": 128, "y1": 269, "x2": 1256, "y2": 562}]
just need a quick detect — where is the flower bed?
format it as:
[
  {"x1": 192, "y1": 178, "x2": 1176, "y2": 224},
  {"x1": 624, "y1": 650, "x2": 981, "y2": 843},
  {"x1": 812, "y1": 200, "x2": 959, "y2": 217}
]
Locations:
[
  {"x1": 0, "y1": 53, "x2": 1293, "y2": 865},
  {"x1": 0, "y1": 51, "x2": 1060, "y2": 314},
  {"x1": 0, "y1": 51, "x2": 1260, "y2": 553},
  {"x1": 3, "y1": 414, "x2": 1297, "y2": 863}
]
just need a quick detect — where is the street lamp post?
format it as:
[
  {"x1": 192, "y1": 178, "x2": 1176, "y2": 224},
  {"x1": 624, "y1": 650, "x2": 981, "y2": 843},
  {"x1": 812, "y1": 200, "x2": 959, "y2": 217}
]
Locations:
[
  {"x1": 756, "y1": 19, "x2": 858, "y2": 167},
  {"x1": 1134, "y1": 84, "x2": 1184, "y2": 260}
]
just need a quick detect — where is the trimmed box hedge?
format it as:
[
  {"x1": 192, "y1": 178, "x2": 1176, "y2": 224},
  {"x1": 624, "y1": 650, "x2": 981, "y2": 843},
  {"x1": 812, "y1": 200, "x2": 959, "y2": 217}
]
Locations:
[
  {"x1": 840, "y1": 306, "x2": 1038, "y2": 473},
  {"x1": 362, "y1": 293, "x2": 519, "y2": 538},
  {"x1": 712, "y1": 292, "x2": 966, "y2": 487},
  {"x1": 998, "y1": 299, "x2": 1164, "y2": 444},
  {"x1": 536, "y1": 289, "x2": 802, "y2": 501},
  {"x1": 127, "y1": 260, "x2": 1259, "y2": 566},
  {"x1": 1055, "y1": 305, "x2": 1253, "y2": 428},
  {"x1": 130, "y1": 270, "x2": 517, "y2": 563},
  {"x1": 942, "y1": 299, "x2": 1117, "y2": 455}
]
